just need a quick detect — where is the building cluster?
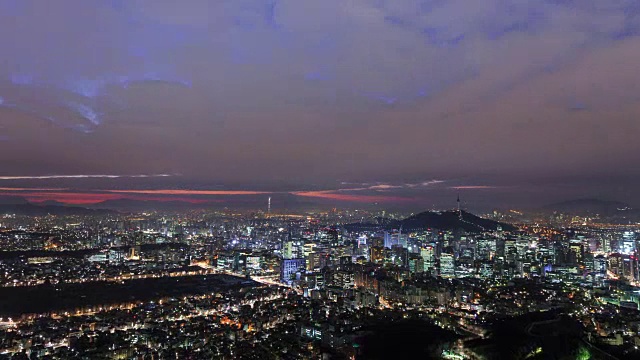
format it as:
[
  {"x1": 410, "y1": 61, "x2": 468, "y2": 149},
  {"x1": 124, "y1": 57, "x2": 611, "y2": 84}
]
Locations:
[{"x1": 0, "y1": 209, "x2": 639, "y2": 358}]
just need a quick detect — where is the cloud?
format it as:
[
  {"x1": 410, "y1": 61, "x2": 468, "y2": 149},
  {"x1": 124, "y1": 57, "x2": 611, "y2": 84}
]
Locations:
[
  {"x1": 1, "y1": 1, "x2": 634, "y2": 107},
  {"x1": 106, "y1": 189, "x2": 270, "y2": 196},
  {"x1": 0, "y1": 0, "x2": 639, "y2": 188},
  {"x1": 291, "y1": 190, "x2": 414, "y2": 203},
  {"x1": 289, "y1": 179, "x2": 450, "y2": 202},
  {"x1": 0, "y1": 174, "x2": 173, "y2": 180},
  {"x1": 367, "y1": 184, "x2": 404, "y2": 190},
  {"x1": 449, "y1": 186, "x2": 498, "y2": 190},
  {"x1": 5, "y1": 0, "x2": 636, "y2": 122},
  {"x1": 405, "y1": 180, "x2": 446, "y2": 188},
  {"x1": 334, "y1": 180, "x2": 445, "y2": 192}
]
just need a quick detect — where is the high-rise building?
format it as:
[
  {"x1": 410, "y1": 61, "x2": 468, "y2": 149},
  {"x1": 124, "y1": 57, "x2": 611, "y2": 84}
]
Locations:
[
  {"x1": 476, "y1": 237, "x2": 496, "y2": 260},
  {"x1": 594, "y1": 255, "x2": 607, "y2": 275},
  {"x1": 479, "y1": 262, "x2": 493, "y2": 278},
  {"x1": 280, "y1": 258, "x2": 306, "y2": 284},
  {"x1": 421, "y1": 246, "x2": 435, "y2": 271},
  {"x1": 440, "y1": 253, "x2": 455, "y2": 278},
  {"x1": 608, "y1": 253, "x2": 623, "y2": 277},
  {"x1": 622, "y1": 231, "x2": 636, "y2": 255},
  {"x1": 384, "y1": 230, "x2": 407, "y2": 249},
  {"x1": 391, "y1": 245, "x2": 409, "y2": 267},
  {"x1": 408, "y1": 254, "x2": 424, "y2": 274},
  {"x1": 283, "y1": 241, "x2": 295, "y2": 259},
  {"x1": 569, "y1": 239, "x2": 584, "y2": 264},
  {"x1": 302, "y1": 243, "x2": 316, "y2": 258},
  {"x1": 370, "y1": 236, "x2": 384, "y2": 248},
  {"x1": 370, "y1": 246, "x2": 385, "y2": 264},
  {"x1": 607, "y1": 253, "x2": 637, "y2": 281}
]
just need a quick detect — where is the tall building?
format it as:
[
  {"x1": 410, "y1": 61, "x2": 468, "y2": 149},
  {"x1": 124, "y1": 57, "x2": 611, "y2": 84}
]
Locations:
[
  {"x1": 594, "y1": 255, "x2": 607, "y2": 275},
  {"x1": 440, "y1": 253, "x2": 455, "y2": 278},
  {"x1": 408, "y1": 254, "x2": 424, "y2": 274},
  {"x1": 370, "y1": 246, "x2": 385, "y2": 264},
  {"x1": 569, "y1": 239, "x2": 584, "y2": 265},
  {"x1": 476, "y1": 237, "x2": 496, "y2": 261},
  {"x1": 281, "y1": 258, "x2": 306, "y2": 284},
  {"x1": 607, "y1": 253, "x2": 637, "y2": 281},
  {"x1": 608, "y1": 253, "x2": 623, "y2": 277},
  {"x1": 370, "y1": 236, "x2": 384, "y2": 248},
  {"x1": 421, "y1": 246, "x2": 435, "y2": 271},
  {"x1": 283, "y1": 241, "x2": 295, "y2": 259},
  {"x1": 622, "y1": 231, "x2": 637, "y2": 255},
  {"x1": 302, "y1": 243, "x2": 316, "y2": 258},
  {"x1": 384, "y1": 229, "x2": 407, "y2": 249},
  {"x1": 391, "y1": 245, "x2": 409, "y2": 267}
]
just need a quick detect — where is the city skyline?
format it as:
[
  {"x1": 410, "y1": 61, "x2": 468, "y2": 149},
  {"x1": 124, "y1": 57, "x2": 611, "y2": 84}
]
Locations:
[{"x1": 1, "y1": 2, "x2": 640, "y2": 358}]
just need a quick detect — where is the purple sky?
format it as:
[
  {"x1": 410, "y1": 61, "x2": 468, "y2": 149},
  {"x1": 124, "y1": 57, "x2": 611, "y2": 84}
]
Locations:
[{"x1": 0, "y1": 0, "x2": 639, "y2": 209}]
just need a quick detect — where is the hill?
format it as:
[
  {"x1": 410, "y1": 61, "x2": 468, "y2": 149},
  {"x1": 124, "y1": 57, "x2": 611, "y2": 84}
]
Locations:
[
  {"x1": 0, "y1": 203, "x2": 116, "y2": 216},
  {"x1": 344, "y1": 210, "x2": 515, "y2": 232},
  {"x1": 401, "y1": 210, "x2": 515, "y2": 232}
]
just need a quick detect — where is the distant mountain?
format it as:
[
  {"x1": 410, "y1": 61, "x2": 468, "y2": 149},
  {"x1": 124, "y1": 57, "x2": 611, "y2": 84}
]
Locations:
[
  {"x1": 32, "y1": 200, "x2": 73, "y2": 207},
  {"x1": 344, "y1": 210, "x2": 515, "y2": 233},
  {"x1": 87, "y1": 193, "x2": 322, "y2": 212},
  {"x1": 0, "y1": 203, "x2": 116, "y2": 216},
  {"x1": 543, "y1": 199, "x2": 632, "y2": 215},
  {"x1": 87, "y1": 199, "x2": 213, "y2": 211},
  {"x1": 0, "y1": 196, "x2": 31, "y2": 205}
]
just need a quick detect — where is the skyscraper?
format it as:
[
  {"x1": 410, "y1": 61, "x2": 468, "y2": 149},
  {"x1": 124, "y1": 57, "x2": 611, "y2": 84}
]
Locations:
[
  {"x1": 440, "y1": 253, "x2": 455, "y2": 278},
  {"x1": 280, "y1": 258, "x2": 306, "y2": 284}
]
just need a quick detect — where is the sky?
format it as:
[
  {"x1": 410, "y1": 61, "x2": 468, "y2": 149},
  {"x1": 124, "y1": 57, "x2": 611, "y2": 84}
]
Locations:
[{"x1": 0, "y1": 0, "x2": 639, "y2": 210}]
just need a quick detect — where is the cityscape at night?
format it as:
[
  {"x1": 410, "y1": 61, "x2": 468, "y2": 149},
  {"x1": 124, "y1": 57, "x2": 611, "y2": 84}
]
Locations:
[
  {"x1": 0, "y1": 204, "x2": 638, "y2": 359},
  {"x1": 2, "y1": 0, "x2": 640, "y2": 359}
]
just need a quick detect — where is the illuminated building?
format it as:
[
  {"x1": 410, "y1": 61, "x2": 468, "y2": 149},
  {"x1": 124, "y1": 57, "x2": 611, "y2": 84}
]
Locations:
[
  {"x1": 391, "y1": 245, "x2": 409, "y2": 267},
  {"x1": 283, "y1": 241, "x2": 295, "y2": 259},
  {"x1": 440, "y1": 253, "x2": 455, "y2": 278},
  {"x1": 128, "y1": 246, "x2": 140, "y2": 260},
  {"x1": 420, "y1": 246, "x2": 435, "y2": 271},
  {"x1": 594, "y1": 255, "x2": 607, "y2": 275},
  {"x1": 569, "y1": 239, "x2": 584, "y2": 264},
  {"x1": 408, "y1": 254, "x2": 424, "y2": 274},
  {"x1": 369, "y1": 246, "x2": 385, "y2": 264},
  {"x1": 384, "y1": 230, "x2": 407, "y2": 249},
  {"x1": 476, "y1": 237, "x2": 496, "y2": 261},
  {"x1": 302, "y1": 243, "x2": 316, "y2": 258},
  {"x1": 621, "y1": 231, "x2": 636, "y2": 254},
  {"x1": 608, "y1": 253, "x2": 638, "y2": 281},
  {"x1": 280, "y1": 258, "x2": 306, "y2": 284},
  {"x1": 108, "y1": 249, "x2": 125, "y2": 264}
]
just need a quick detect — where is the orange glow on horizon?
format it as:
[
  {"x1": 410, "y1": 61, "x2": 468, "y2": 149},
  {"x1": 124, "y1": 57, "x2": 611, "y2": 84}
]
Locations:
[{"x1": 0, "y1": 187, "x2": 416, "y2": 206}]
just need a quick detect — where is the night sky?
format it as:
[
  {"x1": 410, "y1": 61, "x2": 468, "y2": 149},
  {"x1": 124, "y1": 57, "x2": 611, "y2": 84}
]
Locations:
[{"x1": 0, "y1": 1, "x2": 639, "y2": 210}]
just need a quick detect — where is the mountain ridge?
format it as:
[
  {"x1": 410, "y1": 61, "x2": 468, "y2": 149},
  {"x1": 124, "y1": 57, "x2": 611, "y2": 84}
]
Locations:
[
  {"x1": 344, "y1": 209, "x2": 515, "y2": 232},
  {"x1": 542, "y1": 198, "x2": 632, "y2": 215},
  {"x1": 0, "y1": 202, "x2": 117, "y2": 216}
]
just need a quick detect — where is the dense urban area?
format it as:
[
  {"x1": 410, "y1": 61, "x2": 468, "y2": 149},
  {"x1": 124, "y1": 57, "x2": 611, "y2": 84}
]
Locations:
[{"x1": 0, "y1": 202, "x2": 639, "y2": 360}]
